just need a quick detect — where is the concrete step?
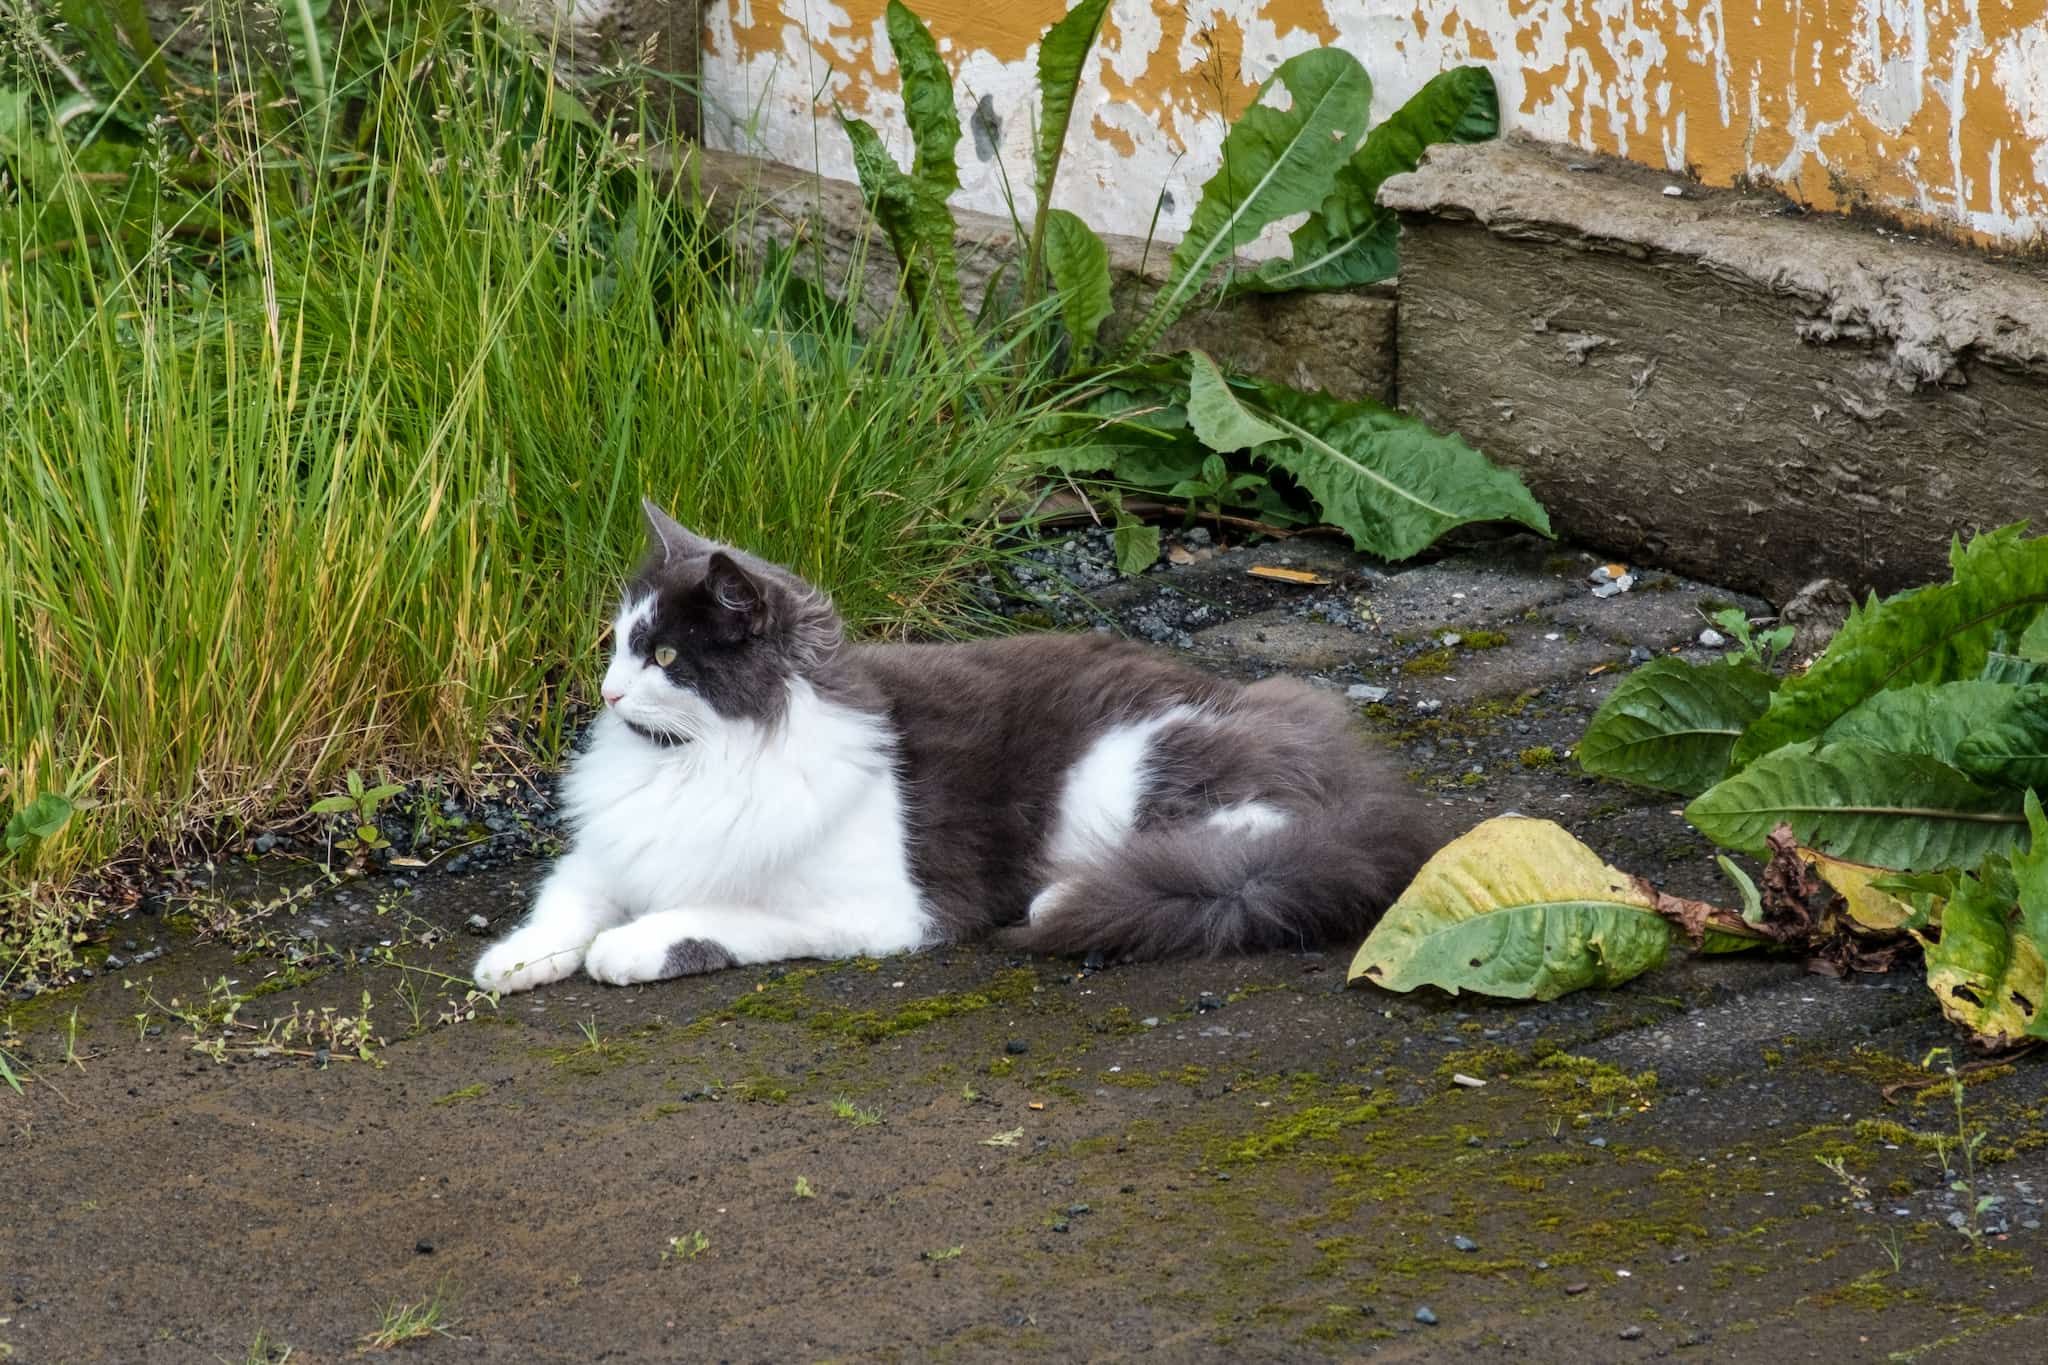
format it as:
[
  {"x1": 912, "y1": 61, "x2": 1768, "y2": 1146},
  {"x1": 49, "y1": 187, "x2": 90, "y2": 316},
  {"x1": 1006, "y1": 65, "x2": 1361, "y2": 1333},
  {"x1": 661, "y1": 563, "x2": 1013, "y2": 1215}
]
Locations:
[{"x1": 1383, "y1": 135, "x2": 2048, "y2": 603}]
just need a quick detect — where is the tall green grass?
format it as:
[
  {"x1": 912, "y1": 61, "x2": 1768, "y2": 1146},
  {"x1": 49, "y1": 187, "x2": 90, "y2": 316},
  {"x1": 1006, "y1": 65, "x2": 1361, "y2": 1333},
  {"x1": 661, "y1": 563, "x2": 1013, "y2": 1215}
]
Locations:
[{"x1": 0, "y1": 4, "x2": 1040, "y2": 964}]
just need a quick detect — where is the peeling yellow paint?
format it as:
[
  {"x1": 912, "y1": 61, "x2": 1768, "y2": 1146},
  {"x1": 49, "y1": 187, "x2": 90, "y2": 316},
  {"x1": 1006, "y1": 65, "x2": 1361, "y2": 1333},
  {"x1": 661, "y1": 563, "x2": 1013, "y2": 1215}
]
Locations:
[
  {"x1": 1091, "y1": 111, "x2": 1137, "y2": 157},
  {"x1": 700, "y1": 1, "x2": 2048, "y2": 247}
]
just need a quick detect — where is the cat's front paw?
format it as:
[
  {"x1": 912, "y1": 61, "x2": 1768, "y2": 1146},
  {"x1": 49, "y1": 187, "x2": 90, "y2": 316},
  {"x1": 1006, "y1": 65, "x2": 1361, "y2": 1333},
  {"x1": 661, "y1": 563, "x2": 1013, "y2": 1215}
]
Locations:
[
  {"x1": 473, "y1": 930, "x2": 586, "y2": 994},
  {"x1": 584, "y1": 922, "x2": 737, "y2": 986}
]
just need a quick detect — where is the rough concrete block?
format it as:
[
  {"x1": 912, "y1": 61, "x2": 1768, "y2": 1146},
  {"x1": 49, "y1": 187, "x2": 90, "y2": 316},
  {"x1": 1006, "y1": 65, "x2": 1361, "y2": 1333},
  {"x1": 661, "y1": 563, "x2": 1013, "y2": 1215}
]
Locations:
[
  {"x1": 691, "y1": 149, "x2": 1396, "y2": 404},
  {"x1": 1382, "y1": 137, "x2": 2048, "y2": 603}
]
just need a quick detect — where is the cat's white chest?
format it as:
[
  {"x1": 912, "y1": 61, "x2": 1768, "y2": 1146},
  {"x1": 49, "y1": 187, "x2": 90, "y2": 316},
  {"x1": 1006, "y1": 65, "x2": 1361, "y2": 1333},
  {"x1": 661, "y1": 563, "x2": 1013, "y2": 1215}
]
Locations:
[{"x1": 558, "y1": 687, "x2": 928, "y2": 949}]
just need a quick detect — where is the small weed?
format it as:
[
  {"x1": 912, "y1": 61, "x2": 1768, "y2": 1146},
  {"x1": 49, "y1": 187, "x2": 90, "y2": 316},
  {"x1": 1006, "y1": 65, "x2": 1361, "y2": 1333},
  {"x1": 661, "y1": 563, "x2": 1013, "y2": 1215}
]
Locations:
[
  {"x1": 921, "y1": 1245, "x2": 964, "y2": 1262},
  {"x1": 1817, "y1": 1154, "x2": 1871, "y2": 1203},
  {"x1": 829, "y1": 1096, "x2": 881, "y2": 1127},
  {"x1": 231, "y1": 1330, "x2": 292, "y2": 1363},
  {"x1": 960, "y1": 1082, "x2": 982, "y2": 1103},
  {"x1": 1876, "y1": 1226, "x2": 1906, "y2": 1275},
  {"x1": 1707, "y1": 607, "x2": 1794, "y2": 668},
  {"x1": 1923, "y1": 1047, "x2": 1997, "y2": 1250},
  {"x1": 433, "y1": 1083, "x2": 489, "y2": 1106},
  {"x1": 60, "y1": 1006, "x2": 89, "y2": 1069},
  {"x1": 362, "y1": 1290, "x2": 455, "y2": 1349},
  {"x1": 311, "y1": 770, "x2": 405, "y2": 867},
  {"x1": 793, "y1": 1176, "x2": 816, "y2": 1199},
  {"x1": 983, "y1": 1126, "x2": 1025, "y2": 1147},
  {"x1": 662, "y1": 1230, "x2": 711, "y2": 1263}
]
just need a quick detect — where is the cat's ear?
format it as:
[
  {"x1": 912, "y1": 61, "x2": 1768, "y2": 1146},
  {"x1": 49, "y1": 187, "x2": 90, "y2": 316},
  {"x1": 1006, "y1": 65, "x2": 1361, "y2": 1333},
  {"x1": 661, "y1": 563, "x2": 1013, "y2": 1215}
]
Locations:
[
  {"x1": 641, "y1": 498, "x2": 711, "y2": 564},
  {"x1": 703, "y1": 552, "x2": 767, "y2": 641}
]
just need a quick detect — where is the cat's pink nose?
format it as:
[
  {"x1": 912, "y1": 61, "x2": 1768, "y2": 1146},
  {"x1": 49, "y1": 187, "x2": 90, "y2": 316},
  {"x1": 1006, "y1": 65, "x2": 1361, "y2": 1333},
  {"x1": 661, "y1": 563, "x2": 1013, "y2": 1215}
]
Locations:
[{"x1": 602, "y1": 687, "x2": 624, "y2": 707}]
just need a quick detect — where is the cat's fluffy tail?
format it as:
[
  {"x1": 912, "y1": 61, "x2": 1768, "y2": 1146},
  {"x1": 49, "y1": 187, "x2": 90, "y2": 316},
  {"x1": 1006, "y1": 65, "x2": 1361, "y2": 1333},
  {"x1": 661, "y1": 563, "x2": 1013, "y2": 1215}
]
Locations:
[{"x1": 999, "y1": 798, "x2": 1440, "y2": 961}]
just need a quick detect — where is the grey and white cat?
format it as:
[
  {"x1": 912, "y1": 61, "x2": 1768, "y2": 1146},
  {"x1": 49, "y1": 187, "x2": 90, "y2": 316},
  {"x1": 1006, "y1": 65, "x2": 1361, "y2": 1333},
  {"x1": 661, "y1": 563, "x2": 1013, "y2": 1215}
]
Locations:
[{"x1": 472, "y1": 501, "x2": 1441, "y2": 993}]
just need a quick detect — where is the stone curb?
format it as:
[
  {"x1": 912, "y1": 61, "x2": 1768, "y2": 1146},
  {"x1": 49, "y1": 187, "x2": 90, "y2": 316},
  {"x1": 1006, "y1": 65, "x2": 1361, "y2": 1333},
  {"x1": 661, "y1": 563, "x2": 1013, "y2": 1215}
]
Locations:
[{"x1": 1383, "y1": 135, "x2": 2048, "y2": 602}]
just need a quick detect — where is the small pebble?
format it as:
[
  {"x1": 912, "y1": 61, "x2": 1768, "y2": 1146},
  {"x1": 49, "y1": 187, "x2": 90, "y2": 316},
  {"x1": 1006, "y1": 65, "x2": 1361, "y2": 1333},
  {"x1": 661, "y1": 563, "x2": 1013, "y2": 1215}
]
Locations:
[
  {"x1": 1588, "y1": 1136, "x2": 1608, "y2": 1148},
  {"x1": 1346, "y1": 684, "x2": 1389, "y2": 704},
  {"x1": 1451, "y1": 1235, "x2": 1478, "y2": 1253},
  {"x1": 416, "y1": 1239, "x2": 434, "y2": 1255},
  {"x1": 1698, "y1": 628, "x2": 1726, "y2": 648},
  {"x1": 1564, "y1": 1282, "x2": 1590, "y2": 1296},
  {"x1": 1195, "y1": 992, "x2": 1223, "y2": 1012},
  {"x1": 1414, "y1": 1306, "x2": 1438, "y2": 1326},
  {"x1": 1140, "y1": 1017, "x2": 1159, "y2": 1028},
  {"x1": 465, "y1": 914, "x2": 490, "y2": 933},
  {"x1": 1051, "y1": 1220, "x2": 1070, "y2": 1234},
  {"x1": 1450, "y1": 1073, "x2": 1486, "y2": 1088},
  {"x1": 1628, "y1": 646, "x2": 1652, "y2": 664},
  {"x1": 1662, "y1": 185, "x2": 1684, "y2": 197},
  {"x1": 1004, "y1": 1039, "x2": 1030, "y2": 1056},
  {"x1": 1620, "y1": 1325, "x2": 1645, "y2": 1340}
]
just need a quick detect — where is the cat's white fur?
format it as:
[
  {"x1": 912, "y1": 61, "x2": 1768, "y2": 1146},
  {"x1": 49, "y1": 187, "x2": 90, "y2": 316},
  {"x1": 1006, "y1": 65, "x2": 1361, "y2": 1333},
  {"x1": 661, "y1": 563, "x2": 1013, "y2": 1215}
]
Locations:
[
  {"x1": 472, "y1": 598, "x2": 929, "y2": 993},
  {"x1": 1043, "y1": 705, "x2": 1197, "y2": 867}
]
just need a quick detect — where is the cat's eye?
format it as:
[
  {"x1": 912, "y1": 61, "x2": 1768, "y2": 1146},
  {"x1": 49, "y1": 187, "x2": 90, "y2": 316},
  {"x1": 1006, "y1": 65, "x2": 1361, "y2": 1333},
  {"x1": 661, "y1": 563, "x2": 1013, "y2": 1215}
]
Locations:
[{"x1": 653, "y1": 645, "x2": 677, "y2": 667}]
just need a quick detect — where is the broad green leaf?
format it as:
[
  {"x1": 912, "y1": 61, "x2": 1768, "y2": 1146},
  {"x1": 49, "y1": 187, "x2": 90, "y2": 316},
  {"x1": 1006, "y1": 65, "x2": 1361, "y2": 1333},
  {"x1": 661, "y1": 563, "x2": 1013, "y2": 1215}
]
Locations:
[
  {"x1": 1221, "y1": 376, "x2": 1549, "y2": 559},
  {"x1": 884, "y1": 0, "x2": 961, "y2": 193},
  {"x1": 308, "y1": 795, "x2": 358, "y2": 815},
  {"x1": 1579, "y1": 658, "x2": 1776, "y2": 796},
  {"x1": 1349, "y1": 818, "x2": 1672, "y2": 1001},
  {"x1": 1918, "y1": 835, "x2": 2045, "y2": 1048},
  {"x1": 1042, "y1": 209, "x2": 1112, "y2": 360},
  {"x1": 1185, "y1": 350, "x2": 1286, "y2": 451},
  {"x1": 842, "y1": 114, "x2": 968, "y2": 339},
  {"x1": 1033, "y1": 0, "x2": 1110, "y2": 204},
  {"x1": 1821, "y1": 680, "x2": 2016, "y2": 768},
  {"x1": 4, "y1": 792, "x2": 74, "y2": 855},
  {"x1": 1118, "y1": 48, "x2": 1372, "y2": 358},
  {"x1": 1686, "y1": 739, "x2": 2027, "y2": 867},
  {"x1": 1233, "y1": 65, "x2": 1497, "y2": 296},
  {"x1": 1112, "y1": 518, "x2": 1160, "y2": 576},
  {"x1": 1955, "y1": 685, "x2": 2048, "y2": 790},
  {"x1": 1734, "y1": 522, "x2": 2048, "y2": 766},
  {"x1": 1037, "y1": 378, "x2": 1203, "y2": 484}
]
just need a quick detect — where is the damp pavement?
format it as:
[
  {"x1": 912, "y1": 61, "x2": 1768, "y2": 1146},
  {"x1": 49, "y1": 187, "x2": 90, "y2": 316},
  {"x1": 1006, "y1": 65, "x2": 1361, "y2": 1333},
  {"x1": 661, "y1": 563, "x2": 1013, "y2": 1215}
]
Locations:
[{"x1": 3, "y1": 530, "x2": 2044, "y2": 1363}]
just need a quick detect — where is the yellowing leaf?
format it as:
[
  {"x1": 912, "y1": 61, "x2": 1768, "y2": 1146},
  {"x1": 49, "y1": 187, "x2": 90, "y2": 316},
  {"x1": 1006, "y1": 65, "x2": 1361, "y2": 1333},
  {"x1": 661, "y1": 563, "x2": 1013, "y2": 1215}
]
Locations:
[
  {"x1": 1247, "y1": 565, "x2": 1326, "y2": 585},
  {"x1": 1796, "y1": 848, "x2": 1923, "y2": 934},
  {"x1": 1349, "y1": 818, "x2": 1672, "y2": 1001}
]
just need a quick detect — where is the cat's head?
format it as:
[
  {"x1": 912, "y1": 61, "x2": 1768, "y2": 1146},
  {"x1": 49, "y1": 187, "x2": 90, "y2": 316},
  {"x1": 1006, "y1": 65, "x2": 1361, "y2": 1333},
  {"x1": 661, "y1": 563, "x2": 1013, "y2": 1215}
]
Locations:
[{"x1": 597, "y1": 499, "x2": 842, "y2": 742}]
